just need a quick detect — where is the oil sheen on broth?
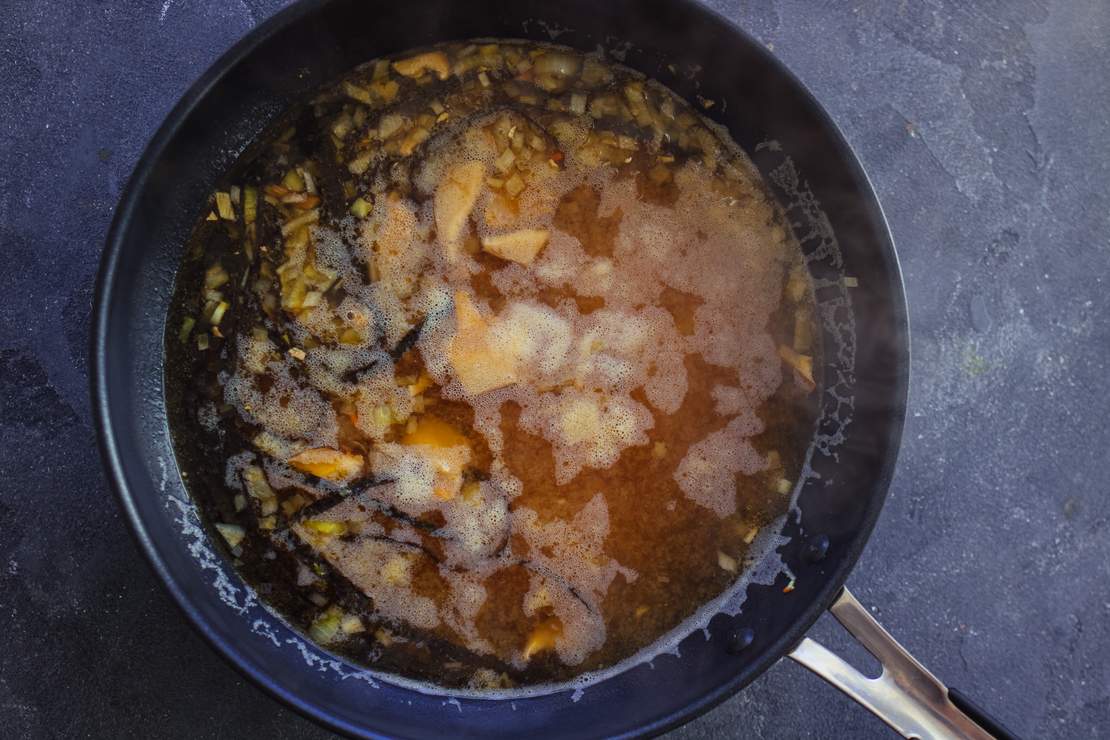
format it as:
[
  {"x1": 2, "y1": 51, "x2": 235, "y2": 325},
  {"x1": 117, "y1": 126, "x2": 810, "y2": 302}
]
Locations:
[{"x1": 165, "y1": 40, "x2": 820, "y2": 690}]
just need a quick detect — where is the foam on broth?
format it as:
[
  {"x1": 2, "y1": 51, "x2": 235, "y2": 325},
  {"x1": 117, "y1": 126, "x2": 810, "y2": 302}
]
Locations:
[{"x1": 164, "y1": 39, "x2": 820, "y2": 689}]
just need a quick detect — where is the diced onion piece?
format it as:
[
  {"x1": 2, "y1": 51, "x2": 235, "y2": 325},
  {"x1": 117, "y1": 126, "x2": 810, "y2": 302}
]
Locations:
[
  {"x1": 208, "y1": 300, "x2": 229, "y2": 326},
  {"x1": 309, "y1": 606, "x2": 344, "y2": 644},
  {"x1": 393, "y1": 51, "x2": 451, "y2": 80},
  {"x1": 717, "y1": 551, "x2": 738, "y2": 573},
  {"x1": 504, "y1": 173, "x2": 525, "y2": 197},
  {"x1": 288, "y1": 448, "x2": 364, "y2": 480},
  {"x1": 494, "y1": 147, "x2": 516, "y2": 173},
  {"x1": 281, "y1": 208, "x2": 319, "y2": 236},
  {"x1": 569, "y1": 92, "x2": 587, "y2": 114},
  {"x1": 178, "y1": 316, "x2": 196, "y2": 343},
  {"x1": 215, "y1": 522, "x2": 246, "y2": 549},
  {"x1": 399, "y1": 127, "x2": 429, "y2": 156},
  {"x1": 215, "y1": 191, "x2": 234, "y2": 220},
  {"x1": 348, "y1": 152, "x2": 372, "y2": 175},
  {"x1": 205, "y1": 263, "x2": 229, "y2": 291},
  {"x1": 343, "y1": 81, "x2": 373, "y2": 104},
  {"x1": 378, "y1": 113, "x2": 406, "y2": 139},
  {"x1": 341, "y1": 614, "x2": 365, "y2": 634},
  {"x1": 242, "y1": 466, "x2": 278, "y2": 515},
  {"x1": 282, "y1": 169, "x2": 305, "y2": 193},
  {"x1": 371, "y1": 78, "x2": 399, "y2": 102},
  {"x1": 243, "y1": 186, "x2": 258, "y2": 224},
  {"x1": 349, "y1": 197, "x2": 371, "y2": 218}
]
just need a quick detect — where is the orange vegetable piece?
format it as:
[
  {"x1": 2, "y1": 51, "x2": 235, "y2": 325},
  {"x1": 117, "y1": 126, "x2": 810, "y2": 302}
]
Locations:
[{"x1": 288, "y1": 448, "x2": 364, "y2": 480}]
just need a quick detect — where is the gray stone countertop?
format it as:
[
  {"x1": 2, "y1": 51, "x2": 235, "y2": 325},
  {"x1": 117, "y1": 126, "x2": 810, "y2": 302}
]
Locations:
[{"x1": 1, "y1": 0, "x2": 1107, "y2": 737}]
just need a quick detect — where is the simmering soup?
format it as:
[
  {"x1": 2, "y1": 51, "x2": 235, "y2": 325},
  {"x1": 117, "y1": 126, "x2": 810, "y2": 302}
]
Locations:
[{"x1": 165, "y1": 39, "x2": 819, "y2": 689}]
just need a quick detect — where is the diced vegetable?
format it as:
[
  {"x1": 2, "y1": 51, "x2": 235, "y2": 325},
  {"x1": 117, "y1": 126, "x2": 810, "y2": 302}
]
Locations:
[
  {"x1": 341, "y1": 614, "x2": 365, "y2": 634},
  {"x1": 288, "y1": 448, "x2": 364, "y2": 480},
  {"x1": 215, "y1": 522, "x2": 246, "y2": 548},
  {"x1": 208, "y1": 300, "x2": 229, "y2": 326},
  {"x1": 280, "y1": 208, "x2": 320, "y2": 236},
  {"x1": 504, "y1": 173, "x2": 525, "y2": 197},
  {"x1": 343, "y1": 81, "x2": 373, "y2": 104},
  {"x1": 242, "y1": 466, "x2": 278, "y2": 516},
  {"x1": 378, "y1": 114, "x2": 406, "y2": 140},
  {"x1": 494, "y1": 147, "x2": 516, "y2": 174},
  {"x1": 717, "y1": 551, "x2": 738, "y2": 573},
  {"x1": 303, "y1": 519, "x2": 348, "y2": 536},
  {"x1": 349, "y1": 197, "x2": 372, "y2": 218},
  {"x1": 243, "y1": 186, "x2": 258, "y2": 224},
  {"x1": 282, "y1": 169, "x2": 305, "y2": 192},
  {"x1": 215, "y1": 192, "x2": 234, "y2": 220},
  {"x1": 309, "y1": 606, "x2": 344, "y2": 644},
  {"x1": 178, "y1": 316, "x2": 196, "y2": 343},
  {"x1": 392, "y1": 51, "x2": 450, "y2": 80}
]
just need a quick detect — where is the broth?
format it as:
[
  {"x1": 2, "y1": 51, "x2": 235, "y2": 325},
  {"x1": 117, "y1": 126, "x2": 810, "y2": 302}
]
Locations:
[{"x1": 165, "y1": 39, "x2": 819, "y2": 689}]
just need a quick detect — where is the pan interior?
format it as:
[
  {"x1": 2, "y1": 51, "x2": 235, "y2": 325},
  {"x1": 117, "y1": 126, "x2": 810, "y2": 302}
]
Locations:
[{"x1": 164, "y1": 37, "x2": 826, "y2": 694}]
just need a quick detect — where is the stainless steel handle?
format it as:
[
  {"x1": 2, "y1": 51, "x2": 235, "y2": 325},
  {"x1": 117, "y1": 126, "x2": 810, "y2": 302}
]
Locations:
[{"x1": 788, "y1": 587, "x2": 996, "y2": 739}]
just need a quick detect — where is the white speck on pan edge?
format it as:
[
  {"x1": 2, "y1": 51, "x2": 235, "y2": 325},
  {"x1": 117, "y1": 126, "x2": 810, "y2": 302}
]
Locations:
[{"x1": 167, "y1": 147, "x2": 853, "y2": 709}]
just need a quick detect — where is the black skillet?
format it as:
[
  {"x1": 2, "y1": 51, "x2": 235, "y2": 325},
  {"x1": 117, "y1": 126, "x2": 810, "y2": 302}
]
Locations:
[{"x1": 91, "y1": 0, "x2": 1015, "y2": 736}]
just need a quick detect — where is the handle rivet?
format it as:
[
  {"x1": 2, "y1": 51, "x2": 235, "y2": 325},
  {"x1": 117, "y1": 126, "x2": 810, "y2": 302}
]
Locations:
[{"x1": 727, "y1": 627, "x2": 755, "y2": 654}]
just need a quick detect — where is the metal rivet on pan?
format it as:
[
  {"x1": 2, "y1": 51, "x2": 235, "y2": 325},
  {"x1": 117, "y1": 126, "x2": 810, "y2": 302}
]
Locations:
[
  {"x1": 801, "y1": 533, "x2": 830, "y2": 564},
  {"x1": 727, "y1": 627, "x2": 755, "y2": 654}
]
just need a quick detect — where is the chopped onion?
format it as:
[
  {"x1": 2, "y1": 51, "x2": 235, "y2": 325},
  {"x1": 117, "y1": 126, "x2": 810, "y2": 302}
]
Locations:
[{"x1": 215, "y1": 191, "x2": 234, "y2": 220}]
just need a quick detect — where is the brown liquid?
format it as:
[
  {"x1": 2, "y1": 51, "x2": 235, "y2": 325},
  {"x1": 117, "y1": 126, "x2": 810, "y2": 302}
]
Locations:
[{"x1": 164, "y1": 39, "x2": 819, "y2": 689}]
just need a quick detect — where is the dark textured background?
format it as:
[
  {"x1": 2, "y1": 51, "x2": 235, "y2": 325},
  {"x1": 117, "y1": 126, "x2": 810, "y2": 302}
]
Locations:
[{"x1": 2, "y1": 0, "x2": 1108, "y2": 737}]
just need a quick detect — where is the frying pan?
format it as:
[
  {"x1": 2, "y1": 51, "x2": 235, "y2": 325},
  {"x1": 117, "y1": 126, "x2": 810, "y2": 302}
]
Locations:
[{"x1": 90, "y1": 0, "x2": 1015, "y2": 736}]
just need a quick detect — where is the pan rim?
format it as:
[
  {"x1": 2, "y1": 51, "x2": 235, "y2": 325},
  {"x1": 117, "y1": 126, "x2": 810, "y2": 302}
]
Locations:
[{"x1": 90, "y1": 0, "x2": 910, "y2": 736}]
